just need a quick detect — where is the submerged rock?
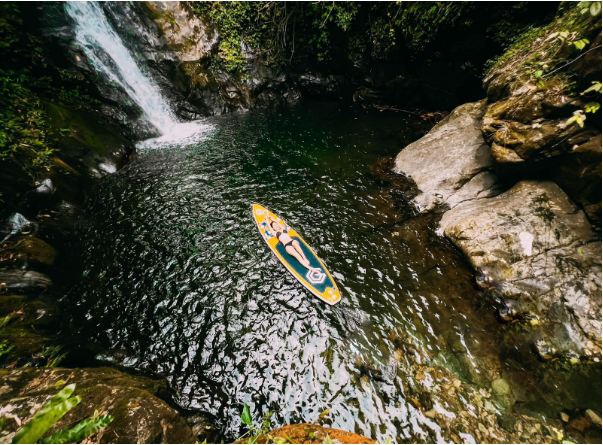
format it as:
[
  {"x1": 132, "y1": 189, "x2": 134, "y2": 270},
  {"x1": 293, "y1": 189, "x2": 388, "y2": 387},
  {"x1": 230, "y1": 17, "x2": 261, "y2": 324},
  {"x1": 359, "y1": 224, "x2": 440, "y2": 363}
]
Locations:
[
  {"x1": 393, "y1": 100, "x2": 501, "y2": 212},
  {"x1": 441, "y1": 180, "x2": 601, "y2": 359},
  {"x1": 0, "y1": 367, "x2": 197, "y2": 444}
]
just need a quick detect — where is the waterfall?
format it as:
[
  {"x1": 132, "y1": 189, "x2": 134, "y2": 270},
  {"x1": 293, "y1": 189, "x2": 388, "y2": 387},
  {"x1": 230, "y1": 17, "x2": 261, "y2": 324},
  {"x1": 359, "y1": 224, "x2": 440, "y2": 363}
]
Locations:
[{"x1": 65, "y1": 1, "x2": 178, "y2": 135}]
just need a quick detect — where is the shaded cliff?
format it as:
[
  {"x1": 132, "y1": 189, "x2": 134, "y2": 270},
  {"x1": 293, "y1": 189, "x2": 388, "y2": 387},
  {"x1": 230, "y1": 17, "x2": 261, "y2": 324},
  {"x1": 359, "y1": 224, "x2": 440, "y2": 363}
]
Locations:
[{"x1": 393, "y1": 3, "x2": 601, "y2": 361}]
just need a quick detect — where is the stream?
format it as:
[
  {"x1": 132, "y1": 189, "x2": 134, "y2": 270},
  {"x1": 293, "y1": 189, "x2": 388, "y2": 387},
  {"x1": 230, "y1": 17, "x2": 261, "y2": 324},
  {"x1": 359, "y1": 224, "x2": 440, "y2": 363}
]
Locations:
[{"x1": 67, "y1": 102, "x2": 600, "y2": 442}]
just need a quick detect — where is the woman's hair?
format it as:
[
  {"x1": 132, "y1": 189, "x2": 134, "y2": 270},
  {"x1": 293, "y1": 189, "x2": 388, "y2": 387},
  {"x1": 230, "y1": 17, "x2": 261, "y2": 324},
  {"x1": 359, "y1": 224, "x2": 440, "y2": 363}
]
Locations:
[{"x1": 270, "y1": 221, "x2": 279, "y2": 229}]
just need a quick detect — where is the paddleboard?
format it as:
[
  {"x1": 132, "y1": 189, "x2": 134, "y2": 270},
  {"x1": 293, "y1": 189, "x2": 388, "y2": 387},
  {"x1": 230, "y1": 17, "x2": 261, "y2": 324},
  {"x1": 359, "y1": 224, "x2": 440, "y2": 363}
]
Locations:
[{"x1": 252, "y1": 203, "x2": 341, "y2": 305}]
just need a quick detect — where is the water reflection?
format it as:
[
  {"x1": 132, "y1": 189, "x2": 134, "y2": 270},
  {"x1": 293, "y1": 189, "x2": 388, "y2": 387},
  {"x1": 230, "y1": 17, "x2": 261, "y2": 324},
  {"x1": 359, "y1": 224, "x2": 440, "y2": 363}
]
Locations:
[{"x1": 70, "y1": 102, "x2": 600, "y2": 442}]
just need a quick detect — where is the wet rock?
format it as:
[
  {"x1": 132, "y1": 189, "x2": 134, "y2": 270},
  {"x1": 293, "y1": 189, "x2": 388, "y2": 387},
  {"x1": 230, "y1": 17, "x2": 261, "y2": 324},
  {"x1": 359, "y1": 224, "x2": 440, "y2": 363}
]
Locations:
[
  {"x1": 491, "y1": 378, "x2": 510, "y2": 396},
  {"x1": 393, "y1": 100, "x2": 502, "y2": 212},
  {"x1": 568, "y1": 416, "x2": 592, "y2": 432},
  {"x1": 358, "y1": 362, "x2": 386, "y2": 383},
  {"x1": 441, "y1": 180, "x2": 602, "y2": 359},
  {"x1": 237, "y1": 423, "x2": 376, "y2": 444},
  {"x1": 141, "y1": 1, "x2": 218, "y2": 62},
  {"x1": 2, "y1": 236, "x2": 57, "y2": 266},
  {"x1": 0, "y1": 270, "x2": 53, "y2": 291},
  {"x1": 0, "y1": 367, "x2": 196, "y2": 444},
  {"x1": 585, "y1": 409, "x2": 602, "y2": 426},
  {"x1": 294, "y1": 72, "x2": 344, "y2": 98},
  {"x1": 43, "y1": 102, "x2": 134, "y2": 181},
  {"x1": 560, "y1": 412, "x2": 569, "y2": 423},
  {"x1": 182, "y1": 412, "x2": 220, "y2": 444},
  {"x1": 93, "y1": 348, "x2": 132, "y2": 366},
  {"x1": 533, "y1": 339, "x2": 557, "y2": 362},
  {"x1": 352, "y1": 87, "x2": 383, "y2": 105},
  {"x1": 424, "y1": 409, "x2": 437, "y2": 419},
  {"x1": 35, "y1": 178, "x2": 55, "y2": 195},
  {"x1": 0, "y1": 214, "x2": 35, "y2": 244},
  {"x1": 94, "y1": 2, "x2": 302, "y2": 119}
]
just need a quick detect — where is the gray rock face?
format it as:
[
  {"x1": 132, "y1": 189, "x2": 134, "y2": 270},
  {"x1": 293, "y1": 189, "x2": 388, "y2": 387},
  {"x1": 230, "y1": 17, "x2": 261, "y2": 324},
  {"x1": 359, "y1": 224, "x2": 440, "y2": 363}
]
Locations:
[
  {"x1": 140, "y1": 1, "x2": 219, "y2": 62},
  {"x1": 393, "y1": 100, "x2": 502, "y2": 211},
  {"x1": 101, "y1": 1, "x2": 300, "y2": 118},
  {"x1": 441, "y1": 180, "x2": 601, "y2": 359}
]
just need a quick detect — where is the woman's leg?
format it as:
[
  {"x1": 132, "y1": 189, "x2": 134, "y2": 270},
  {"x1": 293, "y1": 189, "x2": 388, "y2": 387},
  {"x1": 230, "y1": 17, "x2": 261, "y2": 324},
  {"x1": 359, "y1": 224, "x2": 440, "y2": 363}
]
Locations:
[
  {"x1": 291, "y1": 241, "x2": 320, "y2": 272},
  {"x1": 286, "y1": 245, "x2": 311, "y2": 269},
  {"x1": 292, "y1": 240, "x2": 309, "y2": 262}
]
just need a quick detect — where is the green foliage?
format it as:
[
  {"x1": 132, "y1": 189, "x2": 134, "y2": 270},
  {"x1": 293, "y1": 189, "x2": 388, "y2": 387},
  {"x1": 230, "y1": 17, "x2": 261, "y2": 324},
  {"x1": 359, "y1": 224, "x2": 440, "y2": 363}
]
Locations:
[
  {"x1": 191, "y1": 1, "x2": 546, "y2": 74},
  {"x1": 241, "y1": 403, "x2": 253, "y2": 426},
  {"x1": 566, "y1": 110, "x2": 587, "y2": 128},
  {"x1": 0, "y1": 316, "x2": 14, "y2": 359},
  {"x1": 237, "y1": 404, "x2": 289, "y2": 444},
  {"x1": 11, "y1": 384, "x2": 113, "y2": 444},
  {"x1": 570, "y1": 81, "x2": 603, "y2": 127},
  {"x1": 12, "y1": 384, "x2": 81, "y2": 444},
  {"x1": 41, "y1": 411, "x2": 114, "y2": 444},
  {"x1": 37, "y1": 345, "x2": 66, "y2": 368},
  {"x1": 583, "y1": 81, "x2": 602, "y2": 95},
  {"x1": 1, "y1": 3, "x2": 101, "y2": 175},
  {"x1": 579, "y1": 1, "x2": 602, "y2": 16},
  {"x1": 0, "y1": 3, "x2": 53, "y2": 169},
  {"x1": 0, "y1": 315, "x2": 10, "y2": 330},
  {"x1": 488, "y1": 1, "x2": 599, "y2": 80}
]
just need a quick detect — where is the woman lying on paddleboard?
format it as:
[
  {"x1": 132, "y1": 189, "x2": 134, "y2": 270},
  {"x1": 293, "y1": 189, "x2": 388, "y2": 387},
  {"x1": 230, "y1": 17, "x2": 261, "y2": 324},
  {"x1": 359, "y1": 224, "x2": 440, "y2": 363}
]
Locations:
[{"x1": 264, "y1": 213, "x2": 321, "y2": 273}]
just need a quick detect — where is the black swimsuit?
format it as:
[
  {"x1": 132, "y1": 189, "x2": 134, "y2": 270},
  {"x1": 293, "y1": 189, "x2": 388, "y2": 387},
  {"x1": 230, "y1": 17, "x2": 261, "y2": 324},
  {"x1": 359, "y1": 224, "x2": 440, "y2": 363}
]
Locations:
[{"x1": 276, "y1": 230, "x2": 294, "y2": 248}]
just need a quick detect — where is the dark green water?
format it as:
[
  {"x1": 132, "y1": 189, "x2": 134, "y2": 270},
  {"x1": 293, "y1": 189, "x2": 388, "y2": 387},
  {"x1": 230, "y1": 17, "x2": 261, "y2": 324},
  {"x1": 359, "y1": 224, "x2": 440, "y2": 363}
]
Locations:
[{"x1": 69, "y1": 102, "x2": 600, "y2": 442}]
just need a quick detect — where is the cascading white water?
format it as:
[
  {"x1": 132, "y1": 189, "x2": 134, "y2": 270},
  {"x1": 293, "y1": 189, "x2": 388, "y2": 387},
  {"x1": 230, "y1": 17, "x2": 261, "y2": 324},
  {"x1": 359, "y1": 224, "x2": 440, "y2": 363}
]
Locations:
[
  {"x1": 65, "y1": 1, "x2": 213, "y2": 146},
  {"x1": 66, "y1": 1, "x2": 177, "y2": 134}
]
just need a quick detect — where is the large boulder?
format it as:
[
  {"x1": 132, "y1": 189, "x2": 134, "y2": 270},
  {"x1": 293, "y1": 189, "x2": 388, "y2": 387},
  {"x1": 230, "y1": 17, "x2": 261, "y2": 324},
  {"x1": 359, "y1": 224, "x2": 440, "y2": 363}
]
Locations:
[
  {"x1": 393, "y1": 100, "x2": 502, "y2": 211},
  {"x1": 0, "y1": 367, "x2": 197, "y2": 444},
  {"x1": 140, "y1": 1, "x2": 218, "y2": 62},
  {"x1": 440, "y1": 180, "x2": 601, "y2": 359}
]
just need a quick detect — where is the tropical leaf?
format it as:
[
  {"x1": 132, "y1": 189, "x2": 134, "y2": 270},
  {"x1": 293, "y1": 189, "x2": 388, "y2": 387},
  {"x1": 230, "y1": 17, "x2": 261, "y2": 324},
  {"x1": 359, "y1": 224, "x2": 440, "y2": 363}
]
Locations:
[
  {"x1": 241, "y1": 403, "x2": 253, "y2": 426},
  {"x1": 566, "y1": 110, "x2": 586, "y2": 128},
  {"x1": 41, "y1": 413, "x2": 113, "y2": 444},
  {"x1": 12, "y1": 384, "x2": 81, "y2": 444},
  {"x1": 582, "y1": 81, "x2": 602, "y2": 95}
]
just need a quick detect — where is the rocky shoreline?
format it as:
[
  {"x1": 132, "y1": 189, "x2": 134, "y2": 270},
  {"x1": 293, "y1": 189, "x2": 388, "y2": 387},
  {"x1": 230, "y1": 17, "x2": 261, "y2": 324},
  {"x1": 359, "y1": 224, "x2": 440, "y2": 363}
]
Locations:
[
  {"x1": 1, "y1": 1, "x2": 601, "y2": 443},
  {"x1": 393, "y1": 6, "x2": 601, "y2": 363}
]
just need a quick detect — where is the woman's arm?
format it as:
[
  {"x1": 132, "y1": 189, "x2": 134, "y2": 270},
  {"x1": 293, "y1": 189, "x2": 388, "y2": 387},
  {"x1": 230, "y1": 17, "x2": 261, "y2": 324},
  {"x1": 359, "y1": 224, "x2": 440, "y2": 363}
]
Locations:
[{"x1": 264, "y1": 211, "x2": 276, "y2": 236}]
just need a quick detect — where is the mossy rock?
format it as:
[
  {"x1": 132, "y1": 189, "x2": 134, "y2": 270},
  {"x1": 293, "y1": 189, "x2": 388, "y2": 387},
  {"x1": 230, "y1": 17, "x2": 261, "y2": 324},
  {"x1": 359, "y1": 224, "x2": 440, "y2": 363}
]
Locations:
[
  {"x1": 44, "y1": 101, "x2": 131, "y2": 157},
  {"x1": 42, "y1": 101, "x2": 134, "y2": 180},
  {"x1": 0, "y1": 367, "x2": 197, "y2": 444},
  {"x1": 0, "y1": 293, "x2": 61, "y2": 366},
  {"x1": 2, "y1": 236, "x2": 57, "y2": 266}
]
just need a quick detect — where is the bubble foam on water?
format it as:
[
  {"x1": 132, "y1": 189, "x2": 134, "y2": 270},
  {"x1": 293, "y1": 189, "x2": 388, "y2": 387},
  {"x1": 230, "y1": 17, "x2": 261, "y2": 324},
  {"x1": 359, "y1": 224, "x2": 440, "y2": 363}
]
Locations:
[{"x1": 136, "y1": 121, "x2": 216, "y2": 150}]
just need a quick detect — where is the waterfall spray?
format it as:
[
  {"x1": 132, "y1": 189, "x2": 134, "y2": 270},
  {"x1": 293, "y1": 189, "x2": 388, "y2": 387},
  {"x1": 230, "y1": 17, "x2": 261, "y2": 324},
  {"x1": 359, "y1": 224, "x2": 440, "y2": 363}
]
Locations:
[{"x1": 65, "y1": 1, "x2": 213, "y2": 147}]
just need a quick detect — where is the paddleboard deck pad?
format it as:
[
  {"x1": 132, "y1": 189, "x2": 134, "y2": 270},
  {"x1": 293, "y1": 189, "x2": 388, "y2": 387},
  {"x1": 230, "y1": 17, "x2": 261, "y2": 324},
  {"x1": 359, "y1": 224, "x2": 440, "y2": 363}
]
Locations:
[{"x1": 252, "y1": 203, "x2": 341, "y2": 305}]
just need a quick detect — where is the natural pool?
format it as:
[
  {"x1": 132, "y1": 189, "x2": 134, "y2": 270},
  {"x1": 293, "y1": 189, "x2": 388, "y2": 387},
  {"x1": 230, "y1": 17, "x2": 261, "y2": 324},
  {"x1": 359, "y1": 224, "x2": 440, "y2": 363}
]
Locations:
[{"x1": 68, "y1": 102, "x2": 601, "y2": 442}]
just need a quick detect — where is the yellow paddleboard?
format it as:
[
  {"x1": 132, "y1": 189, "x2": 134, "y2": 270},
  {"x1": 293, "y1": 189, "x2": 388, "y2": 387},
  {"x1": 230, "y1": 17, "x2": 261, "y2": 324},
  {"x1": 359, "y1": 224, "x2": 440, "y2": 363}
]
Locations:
[{"x1": 252, "y1": 203, "x2": 341, "y2": 305}]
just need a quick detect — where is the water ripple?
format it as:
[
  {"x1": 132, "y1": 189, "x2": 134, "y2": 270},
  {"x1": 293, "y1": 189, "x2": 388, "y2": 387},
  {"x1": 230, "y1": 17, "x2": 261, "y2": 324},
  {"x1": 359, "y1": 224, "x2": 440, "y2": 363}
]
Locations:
[{"x1": 69, "y1": 103, "x2": 598, "y2": 442}]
